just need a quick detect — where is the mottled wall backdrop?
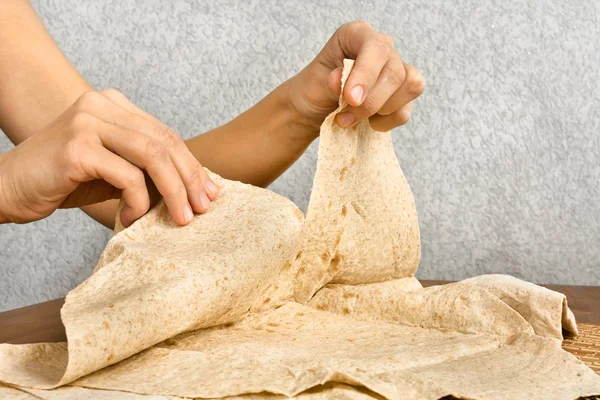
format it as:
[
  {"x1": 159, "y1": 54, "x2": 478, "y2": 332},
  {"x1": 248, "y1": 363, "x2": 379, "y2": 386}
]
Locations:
[{"x1": 1, "y1": 0, "x2": 598, "y2": 311}]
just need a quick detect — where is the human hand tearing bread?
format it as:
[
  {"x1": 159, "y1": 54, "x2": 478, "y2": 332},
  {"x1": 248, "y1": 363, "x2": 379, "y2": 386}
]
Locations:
[
  {"x1": 0, "y1": 20, "x2": 424, "y2": 230},
  {"x1": 288, "y1": 20, "x2": 425, "y2": 136}
]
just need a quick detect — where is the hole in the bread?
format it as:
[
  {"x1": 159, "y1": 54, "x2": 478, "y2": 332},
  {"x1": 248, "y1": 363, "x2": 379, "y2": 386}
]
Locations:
[
  {"x1": 341, "y1": 205, "x2": 347, "y2": 216},
  {"x1": 321, "y1": 251, "x2": 330, "y2": 262}
]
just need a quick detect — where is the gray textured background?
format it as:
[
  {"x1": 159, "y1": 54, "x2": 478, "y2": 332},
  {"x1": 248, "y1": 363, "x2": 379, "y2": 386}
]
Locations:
[{"x1": 0, "y1": 0, "x2": 599, "y2": 312}]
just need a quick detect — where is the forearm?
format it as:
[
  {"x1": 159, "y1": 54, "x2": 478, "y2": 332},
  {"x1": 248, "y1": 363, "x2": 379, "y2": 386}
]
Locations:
[
  {"x1": 186, "y1": 80, "x2": 319, "y2": 188},
  {"x1": 0, "y1": 0, "x2": 116, "y2": 226},
  {"x1": 0, "y1": 0, "x2": 92, "y2": 144}
]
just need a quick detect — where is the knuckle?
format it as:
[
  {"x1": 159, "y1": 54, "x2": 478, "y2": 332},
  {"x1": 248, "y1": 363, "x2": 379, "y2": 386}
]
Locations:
[
  {"x1": 126, "y1": 169, "x2": 145, "y2": 188},
  {"x1": 360, "y1": 96, "x2": 380, "y2": 116},
  {"x1": 76, "y1": 91, "x2": 103, "y2": 110},
  {"x1": 351, "y1": 20, "x2": 371, "y2": 30},
  {"x1": 185, "y1": 164, "x2": 204, "y2": 186},
  {"x1": 369, "y1": 35, "x2": 391, "y2": 55},
  {"x1": 358, "y1": 65, "x2": 379, "y2": 85},
  {"x1": 340, "y1": 20, "x2": 371, "y2": 37},
  {"x1": 395, "y1": 109, "x2": 411, "y2": 125},
  {"x1": 385, "y1": 65, "x2": 405, "y2": 87},
  {"x1": 406, "y1": 71, "x2": 425, "y2": 96},
  {"x1": 156, "y1": 127, "x2": 180, "y2": 148},
  {"x1": 144, "y1": 139, "x2": 168, "y2": 161},
  {"x1": 162, "y1": 183, "x2": 186, "y2": 199}
]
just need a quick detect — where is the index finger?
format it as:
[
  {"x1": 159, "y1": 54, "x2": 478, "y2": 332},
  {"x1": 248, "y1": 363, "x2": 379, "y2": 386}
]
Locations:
[{"x1": 99, "y1": 90, "x2": 219, "y2": 207}]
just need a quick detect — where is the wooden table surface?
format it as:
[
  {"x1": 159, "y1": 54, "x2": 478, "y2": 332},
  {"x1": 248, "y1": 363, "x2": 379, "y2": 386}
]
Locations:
[{"x1": 1, "y1": 281, "x2": 599, "y2": 344}]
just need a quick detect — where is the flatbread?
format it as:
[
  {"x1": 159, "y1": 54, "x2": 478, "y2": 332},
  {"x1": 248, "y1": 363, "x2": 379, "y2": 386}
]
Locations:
[
  {"x1": 463, "y1": 274, "x2": 579, "y2": 339},
  {"x1": 21, "y1": 385, "x2": 178, "y2": 400},
  {"x1": 0, "y1": 174, "x2": 303, "y2": 388},
  {"x1": 285, "y1": 59, "x2": 420, "y2": 304},
  {"x1": 21, "y1": 384, "x2": 379, "y2": 400},
  {"x1": 71, "y1": 303, "x2": 500, "y2": 398},
  {"x1": 308, "y1": 280, "x2": 536, "y2": 337},
  {"x1": 0, "y1": 383, "x2": 39, "y2": 400},
  {"x1": 71, "y1": 303, "x2": 600, "y2": 399},
  {"x1": 1, "y1": 59, "x2": 599, "y2": 399},
  {"x1": 223, "y1": 383, "x2": 382, "y2": 399}
]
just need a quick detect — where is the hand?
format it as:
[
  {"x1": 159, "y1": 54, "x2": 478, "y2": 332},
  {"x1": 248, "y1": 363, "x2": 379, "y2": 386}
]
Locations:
[
  {"x1": 0, "y1": 90, "x2": 219, "y2": 226},
  {"x1": 288, "y1": 21, "x2": 425, "y2": 135}
]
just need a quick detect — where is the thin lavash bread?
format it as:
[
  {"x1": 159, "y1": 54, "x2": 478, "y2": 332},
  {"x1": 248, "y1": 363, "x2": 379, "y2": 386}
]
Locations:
[
  {"x1": 7, "y1": 382, "x2": 379, "y2": 400},
  {"x1": 0, "y1": 173, "x2": 303, "y2": 389},
  {"x1": 262, "y1": 59, "x2": 421, "y2": 306},
  {"x1": 307, "y1": 276, "x2": 579, "y2": 342},
  {"x1": 0, "y1": 58, "x2": 599, "y2": 400},
  {"x1": 69, "y1": 303, "x2": 600, "y2": 399},
  {"x1": 307, "y1": 280, "x2": 536, "y2": 338}
]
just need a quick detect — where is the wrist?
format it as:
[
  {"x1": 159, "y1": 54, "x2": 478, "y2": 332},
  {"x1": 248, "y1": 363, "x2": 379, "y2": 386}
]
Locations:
[{"x1": 278, "y1": 76, "x2": 325, "y2": 144}]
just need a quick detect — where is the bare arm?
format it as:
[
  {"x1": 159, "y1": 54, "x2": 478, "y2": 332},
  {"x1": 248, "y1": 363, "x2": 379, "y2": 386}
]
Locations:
[
  {"x1": 185, "y1": 82, "x2": 318, "y2": 188},
  {"x1": 0, "y1": 0, "x2": 92, "y2": 144},
  {"x1": 0, "y1": 0, "x2": 123, "y2": 227},
  {"x1": 0, "y1": 4, "x2": 423, "y2": 229},
  {"x1": 0, "y1": 0, "x2": 316, "y2": 229},
  {"x1": 75, "y1": 82, "x2": 319, "y2": 228}
]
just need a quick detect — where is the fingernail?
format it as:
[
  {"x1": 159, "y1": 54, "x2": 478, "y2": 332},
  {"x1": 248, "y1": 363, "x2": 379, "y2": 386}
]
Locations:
[
  {"x1": 200, "y1": 191, "x2": 210, "y2": 209},
  {"x1": 351, "y1": 85, "x2": 364, "y2": 105},
  {"x1": 205, "y1": 179, "x2": 218, "y2": 196},
  {"x1": 337, "y1": 112, "x2": 355, "y2": 128},
  {"x1": 183, "y1": 204, "x2": 193, "y2": 223}
]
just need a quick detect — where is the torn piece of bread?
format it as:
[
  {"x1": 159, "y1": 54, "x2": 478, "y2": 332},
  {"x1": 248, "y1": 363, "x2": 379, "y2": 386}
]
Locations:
[{"x1": 291, "y1": 59, "x2": 421, "y2": 303}]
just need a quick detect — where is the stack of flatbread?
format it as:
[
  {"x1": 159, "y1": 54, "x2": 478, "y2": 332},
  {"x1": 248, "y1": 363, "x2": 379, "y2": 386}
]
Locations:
[{"x1": 1, "y1": 60, "x2": 599, "y2": 399}]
